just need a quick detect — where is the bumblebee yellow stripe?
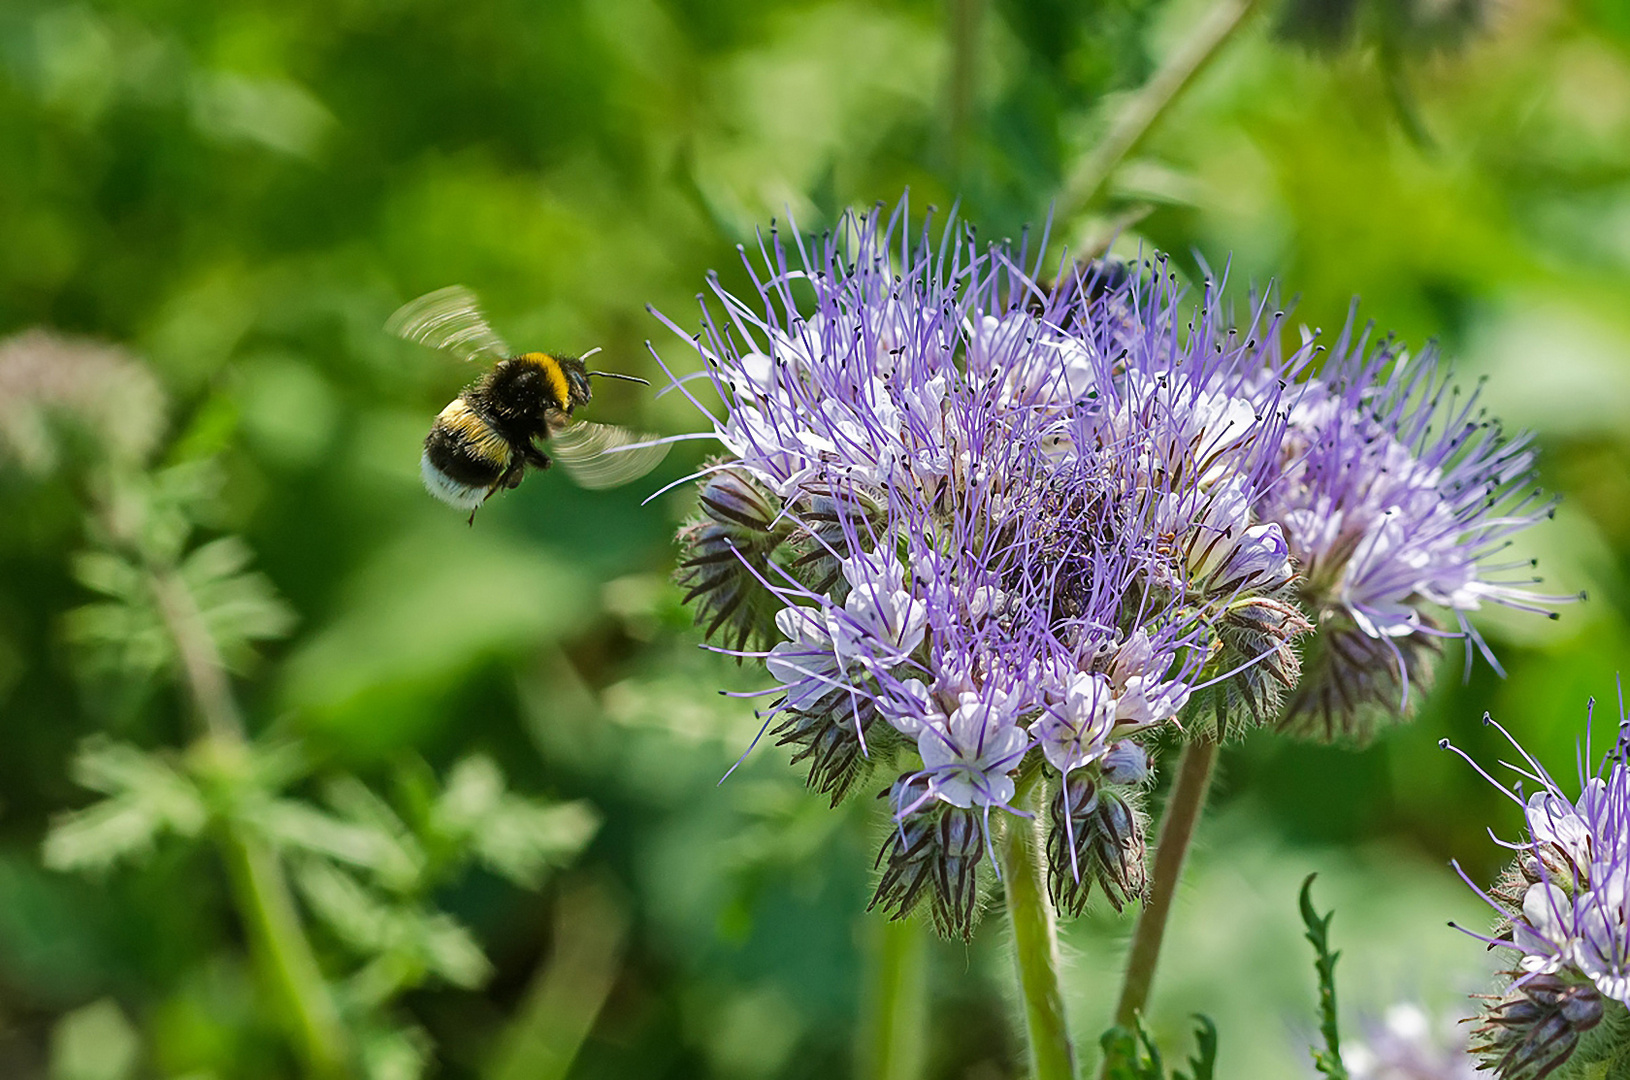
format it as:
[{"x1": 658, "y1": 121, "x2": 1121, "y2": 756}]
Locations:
[
  {"x1": 437, "y1": 398, "x2": 511, "y2": 466},
  {"x1": 521, "y1": 352, "x2": 572, "y2": 410}
]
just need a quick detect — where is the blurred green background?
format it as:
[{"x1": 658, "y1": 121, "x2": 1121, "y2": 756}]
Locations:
[{"x1": 2, "y1": 0, "x2": 1628, "y2": 1077}]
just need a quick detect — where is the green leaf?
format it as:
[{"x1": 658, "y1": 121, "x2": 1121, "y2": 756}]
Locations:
[
  {"x1": 293, "y1": 857, "x2": 391, "y2": 955},
  {"x1": 1097, "y1": 1014, "x2": 1217, "y2": 1080},
  {"x1": 1300, "y1": 874, "x2": 1350, "y2": 1080},
  {"x1": 1174, "y1": 1016, "x2": 1217, "y2": 1080},
  {"x1": 431, "y1": 756, "x2": 598, "y2": 887},
  {"x1": 294, "y1": 857, "x2": 491, "y2": 997},
  {"x1": 358, "y1": 1022, "x2": 431, "y2": 1080},
  {"x1": 250, "y1": 798, "x2": 421, "y2": 886},
  {"x1": 42, "y1": 739, "x2": 208, "y2": 873},
  {"x1": 180, "y1": 535, "x2": 297, "y2": 672},
  {"x1": 50, "y1": 998, "x2": 139, "y2": 1080},
  {"x1": 318, "y1": 776, "x2": 425, "y2": 892}
]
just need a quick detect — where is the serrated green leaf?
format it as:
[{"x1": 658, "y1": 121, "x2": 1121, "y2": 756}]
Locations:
[
  {"x1": 430, "y1": 756, "x2": 598, "y2": 887},
  {"x1": 433, "y1": 755, "x2": 506, "y2": 833},
  {"x1": 70, "y1": 551, "x2": 145, "y2": 602},
  {"x1": 1098, "y1": 1013, "x2": 1218, "y2": 1080},
  {"x1": 43, "y1": 740, "x2": 208, "y2": 872},
  {"x1": 358, "y1": 1023, "x2": 431, "y2": 1080},
  {"x1": 417, "y1": 911, "x2": 490, "y2": 989},
  {"x1": 61, "y1": 597, "x2": 172, "y2": 683},
  {"x1": 319, "y1": 776, "x2": 423, "y2": 891},
  {"x1": 252, "y1": 799, "x2": 419, "y2": 884},
  {"x1": 179, "y1": 538, "x2": 297, "y2": 671},
  {"x1": 180, "y1": 535, "x2": 254, "y2": 584},
  {"x1": 1300, "y1": 874, "x2": 1350, "y2": 1080},
  {"x1": 471, "y1": 800, "x2": 599, "y2": 888},
  {"x1": 294, "y1": 857, "x2": 390, "y2": 954}
]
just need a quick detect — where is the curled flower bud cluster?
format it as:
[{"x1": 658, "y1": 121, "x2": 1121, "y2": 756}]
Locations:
[
  {"x1": 663, "y1": 201, "x2": 1562, "y2": 938},
  {"x1": 1445, "y1": 708, "x2": 1630, "y2": 1079}
]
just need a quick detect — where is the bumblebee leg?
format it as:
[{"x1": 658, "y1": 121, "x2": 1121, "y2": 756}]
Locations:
[{"x1": 523, "y1": 444, "x2": 551, "y2": 471}]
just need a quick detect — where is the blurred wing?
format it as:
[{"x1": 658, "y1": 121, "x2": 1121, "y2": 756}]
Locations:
[
  {"x1": 386, "y1": 285, "x2": 511, "y2": 364},
  {"x1": 549, "y1": 421, "x2": 669, "y2": 490}
]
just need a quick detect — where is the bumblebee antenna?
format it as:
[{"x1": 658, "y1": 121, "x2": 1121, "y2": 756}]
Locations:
[{"x1": 587, "y1": 370, "x2": 651, "y2": 386}]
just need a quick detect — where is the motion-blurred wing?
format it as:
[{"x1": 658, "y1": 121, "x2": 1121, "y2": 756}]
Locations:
[
  {"x1": 549, "y1": 421, "x2": 669, "y2": 490},
  {"x1": 386, "y1": 285, "x2": 511, "y2": 364}
]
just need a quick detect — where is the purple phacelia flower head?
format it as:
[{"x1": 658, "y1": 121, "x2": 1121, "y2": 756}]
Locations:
[
  {"x1": 661, "y1": 200, "x2": 1317, "y2": 937},
  {"x1": 662, "y1": 198, "x2": 1566, "y2": 937},
  {"x1": 1252, "y1": 319, "x2": 1575, "y2": 741},
  {"x1": 1444, "y1": 703, "x2": 1630, "y2": 1078}
]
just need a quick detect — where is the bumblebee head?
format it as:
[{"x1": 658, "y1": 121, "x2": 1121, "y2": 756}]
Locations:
[
  {"x1": 571, "y1": 349, "x2": 650, "y2": 406},
  {"x1": 547, "y1": 355, "x2": 590, "y2": 410}
]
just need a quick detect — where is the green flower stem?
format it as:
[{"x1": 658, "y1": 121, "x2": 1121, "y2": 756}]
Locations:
[
  {"x1": 862, "y1": 915, "x2": 928, "y2": 1080},
  {"x1": 220, "y1": 825, "x2": 351, "y2": 1080},
  {"x1": 1109, "y1": 736, "x2": 1218, "y2": 1034},
  {"x1": 1059, "y1": 0, "x2": 1264, "y2": 218},
  {"x1": 150, "y1": 565, "x2": 350, "y2": 1079},
  {"x1": 1004, "y1": 780, "x2": 1077, "y2": 1080}
]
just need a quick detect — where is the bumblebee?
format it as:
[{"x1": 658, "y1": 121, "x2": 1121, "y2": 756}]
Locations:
[{"x1": 388, "y1": 286, "x2": 667, "y2": 522}]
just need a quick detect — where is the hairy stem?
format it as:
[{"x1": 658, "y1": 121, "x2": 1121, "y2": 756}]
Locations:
[
  {"x1": 862, "y1": 915, "x2": 928, "y2": 1080},
  {"x1": 1110, "y1": 736, "x2": 1218, "y2": 1033},
  {"x1": 150, "y1": 565, "x2": 350, "y2": 1078},
  {"x1": 1004, "y1": 781, "x2": 1076, "y2": 1080},
  {"x1": 1060, "y1": 0, "x2": 1264, "y2": 217}
]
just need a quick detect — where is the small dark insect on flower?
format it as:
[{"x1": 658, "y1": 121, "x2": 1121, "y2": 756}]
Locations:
[{"x1": 387, "y1": 286, "x2": 668, "y2": 523}]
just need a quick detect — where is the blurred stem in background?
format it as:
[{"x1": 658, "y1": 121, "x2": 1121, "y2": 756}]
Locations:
[
  {"x1": 486, "y1": 877, "x2": 629, "y2": 1080},
  {"x1": 861, "y1": 899, "x2": 929, "y2": 1080},
  {"x1": 103, "y1": 477, "x2": 352, "y2": 1079},
  {"x1": 946, "y1": 0, "x2": 986, "y2": 178},
  {"x1": 1109, "y1": 737, "x2": 1219, "y2": 1045},
  {"x1": 1060, "y1": 0, "x2": 1265, "y2": 218},
  {"x1": 1003, "y1": 778, "x2": 1075, "y2": 1080}
]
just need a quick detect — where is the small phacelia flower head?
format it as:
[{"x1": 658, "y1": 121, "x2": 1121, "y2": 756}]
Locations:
[
  {"x1": 1341, "y1": 1002, "x2": 1480, "y2": 1080},
  {"x1": 1251, "y1": 319, "x2": 1573, "y2": 742},
  {"x1": 1443, "y1": 702, "x2": 1630, "y2": 1078}
]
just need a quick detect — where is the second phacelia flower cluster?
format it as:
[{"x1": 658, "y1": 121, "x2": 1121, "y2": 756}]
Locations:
[
  {"x1": 662, "y1": 201, "x2": 1563, "y2": 939},
  {"x1": 1448, "y1": 708, "x2": 1630, "y2": 1080}
]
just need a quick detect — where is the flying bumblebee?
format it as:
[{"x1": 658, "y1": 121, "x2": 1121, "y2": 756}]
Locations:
[{"x1": 388, "y1": 286, "x2": 667, "y2": 522}]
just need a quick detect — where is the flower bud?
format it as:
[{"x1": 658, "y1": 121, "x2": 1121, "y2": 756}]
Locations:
[
  {"x1": 1046, "y1": 776, "x2": 1147, "y2": 916},
  {"x1": 869, "y1": 775, "x2": 987, "y2": 941},
  {"x1": 1473, "y1": 973, "x2": 1602, "y2": 1080},
  {"x1": 1101, "y1": 741, "x2": 1149, "y2": 786},
  {"x1": 1279, "y1": 619, "x2": 1441, "y2": 743},
  {"x1": 675, "y1": 466, "x2": 792, "y2": 650},
  {"x1": 773, "y1": 691, "x2": 895, "y2": 806}
]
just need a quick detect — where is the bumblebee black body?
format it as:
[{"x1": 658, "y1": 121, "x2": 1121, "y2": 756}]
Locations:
[
  {"x1": 421, "y1": 352, "x2": 592, "y2": 517},
  {"x1": 393, "y1": 285, "x2": 664, "y2": 517}
]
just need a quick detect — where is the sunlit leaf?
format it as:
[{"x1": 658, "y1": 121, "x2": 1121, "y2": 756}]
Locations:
[
  {"x1": 180, "y1": 536, "x2": 297, "y2": 671},
  {"x1": 358, "y1": 1022, "x2": 431, "y2": 1080},
  {"x1": 431, "y1": 756, "x2": 598, "y2": 887},
  {"x1": 43, "y1": 739, "x2": 208, "y2": 872},
  {"x1": 250, "y1": 798, "x2": 419, "y2": 883}
]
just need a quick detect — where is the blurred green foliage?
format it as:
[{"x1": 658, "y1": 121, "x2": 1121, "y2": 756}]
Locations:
[{"x1": 1, "y1": 0, "x2": 1628, "y2": 1077}]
